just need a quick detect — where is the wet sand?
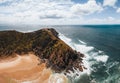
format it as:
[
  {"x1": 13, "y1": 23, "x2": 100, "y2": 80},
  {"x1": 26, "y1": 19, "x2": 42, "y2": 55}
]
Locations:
[{"x1": 0, "y1": 54, "x2": 68, "y2": 83}]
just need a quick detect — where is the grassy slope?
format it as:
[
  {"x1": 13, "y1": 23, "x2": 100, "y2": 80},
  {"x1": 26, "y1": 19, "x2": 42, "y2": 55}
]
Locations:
[{"x1": 0, "y1": 28, "x2": 83, "y2": 72}]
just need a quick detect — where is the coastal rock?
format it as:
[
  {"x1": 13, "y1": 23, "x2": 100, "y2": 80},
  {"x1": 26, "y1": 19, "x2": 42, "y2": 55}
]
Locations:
[{"x1": 0, "y1": 28, "x2": 84, "y2": 72}]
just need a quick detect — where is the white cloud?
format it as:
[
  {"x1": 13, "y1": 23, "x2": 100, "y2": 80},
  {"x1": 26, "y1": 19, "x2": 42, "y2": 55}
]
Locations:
[
  {"x1": 0, "y1": 0, "x2": 119, "y2": 25},
  {"x1": 71, "y1": 0, "x2": 103, "y2": 15},
  {"x1": 0, "y1": 0, "x2": 75, "y2": 24},
  {"x1": 103, "y1": 0, "x2": 118, "y2": 7},
  {"x1": 116, "y1": 8, "x2": 120, "y2": 13},
  {"x1": 83, "y1": 17, "x2": 120, "y2": 24},
  {"x1": 108, "y1": 17, "x2": 115, "y2": 21}
]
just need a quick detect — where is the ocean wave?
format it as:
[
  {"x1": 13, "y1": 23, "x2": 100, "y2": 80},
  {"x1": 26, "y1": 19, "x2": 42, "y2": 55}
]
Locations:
[
  {"x1": 78, "y1": 40, "x2": 87, "y2": 45},
  {"x1": 59, "y1": 33, "x2": 110, "y2": 82},
  {"x1": 94, "y1": 55, "x2": 109, "y2": 63}
]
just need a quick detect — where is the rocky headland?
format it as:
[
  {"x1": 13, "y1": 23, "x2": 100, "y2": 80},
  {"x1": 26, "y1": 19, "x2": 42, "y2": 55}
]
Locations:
[{"x1": 0, "y1": 28, "x2": 84, "y2": 73}]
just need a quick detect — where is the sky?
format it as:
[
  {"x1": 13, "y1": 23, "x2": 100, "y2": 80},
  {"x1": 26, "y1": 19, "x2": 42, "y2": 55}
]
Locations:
[{"x1": 0, "y1": 0, "x2": 120, "y2": 25}]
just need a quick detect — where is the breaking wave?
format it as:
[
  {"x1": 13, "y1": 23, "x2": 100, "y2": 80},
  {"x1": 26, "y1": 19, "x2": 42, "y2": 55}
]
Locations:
[{"x1": 58, "y1": 33, "x2": 113, "y2": 83}]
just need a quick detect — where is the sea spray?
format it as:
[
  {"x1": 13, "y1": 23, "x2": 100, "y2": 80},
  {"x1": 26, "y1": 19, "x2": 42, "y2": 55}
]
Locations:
[{"x1": 59, "y1": 33, "x2": 110, "y2": 83}]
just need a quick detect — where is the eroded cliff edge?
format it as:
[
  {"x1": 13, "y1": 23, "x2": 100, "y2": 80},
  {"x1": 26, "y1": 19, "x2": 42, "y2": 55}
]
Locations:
[{"x1": 0, "y1": 28, "x2": 84, "y2": 72}]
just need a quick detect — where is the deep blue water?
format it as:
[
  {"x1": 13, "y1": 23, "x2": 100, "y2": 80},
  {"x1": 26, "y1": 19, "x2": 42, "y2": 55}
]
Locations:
[
  {"x1": 55, "y1": 25, "x2": 120, "y2": 61},
  {"x1": 0, "y1": 25, "x2": 120, "y2": 83},
  {"x1": 54, "y1": 25, "x2": 120, "y2": 83}
]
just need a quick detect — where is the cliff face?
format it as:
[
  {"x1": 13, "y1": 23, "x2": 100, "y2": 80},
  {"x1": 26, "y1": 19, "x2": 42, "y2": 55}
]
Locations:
[{"x1": 0, "y1": 28, "x2": 84, "y2": 72}]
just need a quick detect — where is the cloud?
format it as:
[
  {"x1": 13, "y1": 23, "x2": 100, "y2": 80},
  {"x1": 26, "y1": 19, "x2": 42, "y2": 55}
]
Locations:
[
  {"x1": 0, "y1": 0, "x2": 119, "y2": 25},
  {"x1": 116, "y1": 8, "x2": 120, "y2": 13},
  {"x1": 0, "y1": 0, "x2": 73, "y2": 18},
  {"x1": 71, "y1": 0, "x2": 103, "y2": 15},
  {"x1": 108, "y1": 17, "x2": 115, "y2": 21},
  {"x1": 0, "y1": 0, "x2": 75, "y2": 24},
  {"x1": 84, "y1": 17, "x2": 120, "y2": 24},
  {"x1": 103, "y1": 0, "x2": 118, "y2": 7},
  {"x1": 39, "y1": 10, "x2": 73, "y2": 19}
]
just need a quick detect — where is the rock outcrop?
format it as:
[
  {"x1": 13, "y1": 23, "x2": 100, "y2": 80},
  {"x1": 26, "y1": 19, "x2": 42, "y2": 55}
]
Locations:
[{"x1": 0, "y1": 28, "x2": 84, "y2": 72}]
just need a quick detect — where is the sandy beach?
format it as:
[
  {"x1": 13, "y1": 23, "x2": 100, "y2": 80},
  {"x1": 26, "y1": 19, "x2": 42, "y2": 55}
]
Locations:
[{"x1": 0, "y1": 53, "x2": 68, "y2": 83}]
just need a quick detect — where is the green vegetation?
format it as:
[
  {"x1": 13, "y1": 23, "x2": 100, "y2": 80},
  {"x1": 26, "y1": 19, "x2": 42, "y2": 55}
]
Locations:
[{"x1": 0, "y1": 28, "x2": 83, "y2": 72}]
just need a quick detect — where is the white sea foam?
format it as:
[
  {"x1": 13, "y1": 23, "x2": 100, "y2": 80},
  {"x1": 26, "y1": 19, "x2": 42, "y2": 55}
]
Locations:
[
  {"x1": 98, "y1": 50, "x2": 103, "y2": 54},
  {"x1": 59, "y1": 33, "x2": 94, "y2": 53},
  {"x1": 59, "y1": 33, "x2": 93, "y2": 75},
  {"x1": 59, "y1": 33, "x2": 109, "y2": 79},
  {"x1": 78, "y1": 40, "x2": 86, "y2": 45},
  {"x1": 94, "y1": 55, "x2": 109, "y2": 63}
]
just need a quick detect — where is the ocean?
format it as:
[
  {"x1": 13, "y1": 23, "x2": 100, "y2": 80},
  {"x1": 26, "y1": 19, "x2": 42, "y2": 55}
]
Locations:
[{"x1": 0, "y1": 25, "x2": 120, "y2": 83}]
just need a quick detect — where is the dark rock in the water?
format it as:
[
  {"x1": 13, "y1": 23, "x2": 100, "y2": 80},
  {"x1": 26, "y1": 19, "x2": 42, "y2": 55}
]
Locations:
[{"x1": 0, "y1": 28, "x2": 84, "y2": 72}]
